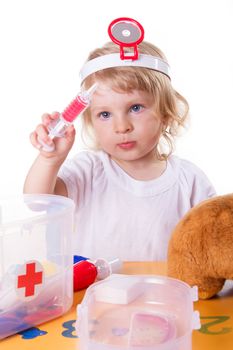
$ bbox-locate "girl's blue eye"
[99,111,111,120]
[130,104,143,113]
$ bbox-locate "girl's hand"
[30,112,76,161]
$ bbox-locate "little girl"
[24,21,216,261]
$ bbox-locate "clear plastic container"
[77,274,200,350]
[0,194,74,339]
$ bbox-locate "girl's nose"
[114,116,133,134]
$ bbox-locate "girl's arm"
[23,154,68,196]
[23,112,75,196]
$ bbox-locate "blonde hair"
[81,41,189,160]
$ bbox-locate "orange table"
[1,262,233,349]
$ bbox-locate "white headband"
[79,53,171,83]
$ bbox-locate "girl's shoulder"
[169,155,209,179]
[169,155,216,199]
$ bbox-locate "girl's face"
[90,82,163,165]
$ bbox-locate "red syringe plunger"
[62,83,97,122]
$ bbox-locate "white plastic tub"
[0,194,74,339]
[77,274,200,349]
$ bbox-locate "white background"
[0,0,232,196]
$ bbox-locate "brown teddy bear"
[167,193,233,299]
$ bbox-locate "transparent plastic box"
[0,194,74,339]
[77,274,200,350]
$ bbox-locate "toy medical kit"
[73,255,122,291]
[39,83,97,152]
[77,274,200,349]
[80,17,170,83]
[0,195,74,339]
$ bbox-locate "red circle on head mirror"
[108,17,144,60]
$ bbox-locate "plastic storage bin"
[77,274,200,350]
[0,194,74,339]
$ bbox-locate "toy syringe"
[73,255,122,291]
[39,83,97,152]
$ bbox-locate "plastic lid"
[77,274,201,349]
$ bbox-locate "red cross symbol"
[17,261,44,298]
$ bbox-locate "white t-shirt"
[58,150,216,261]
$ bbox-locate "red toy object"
[108,17,144,60]
[61,85,96,123]
[73,260,97,291]
[73,256,122,292]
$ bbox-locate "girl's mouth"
[117,141,136,150]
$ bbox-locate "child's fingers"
[41,112,59,126]
[41,113,51,125]
[63,124,76,143]
[50,111,60,119]
[30,113,75,154]
[34,123,54,147]
[30,131,43,150]
[65,124,75,136]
